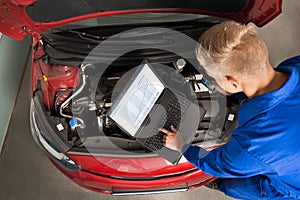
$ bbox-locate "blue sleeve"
[182,137,274,178]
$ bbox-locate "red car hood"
[1,0,282,41]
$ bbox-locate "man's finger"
[170,125,178,133]
[159,128,175,136]
[162,136,166,145]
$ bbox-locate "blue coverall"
[182,55,300,199]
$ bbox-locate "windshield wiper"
[52,28,107,42]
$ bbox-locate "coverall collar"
[238,66,299,126]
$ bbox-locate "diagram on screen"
[126,75,160,128]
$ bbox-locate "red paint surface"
[0,0,282,40]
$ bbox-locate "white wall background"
[0,35,30,153]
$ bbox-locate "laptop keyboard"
[144,94,190,151]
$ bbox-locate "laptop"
[108,62,206,165]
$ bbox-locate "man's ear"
[225,75,240,90]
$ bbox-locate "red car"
[0,0,282,195]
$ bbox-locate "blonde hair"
[196,21,269,78]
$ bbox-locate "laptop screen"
[109,63,164,137]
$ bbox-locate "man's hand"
[160,125,187,152]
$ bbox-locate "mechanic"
[160,21,300,199]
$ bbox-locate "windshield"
[58,13,223,30]
[42,13,224,67]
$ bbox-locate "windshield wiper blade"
[53,28,107,42]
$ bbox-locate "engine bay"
[33,58,240,154]
[32,23,241,154]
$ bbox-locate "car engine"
[33,23,242,154]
